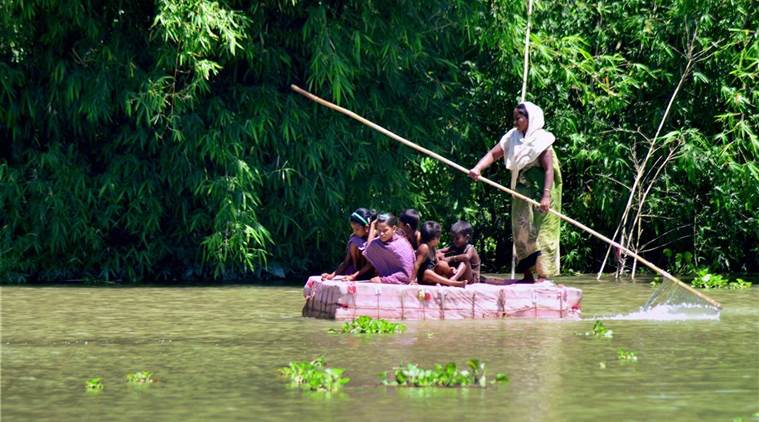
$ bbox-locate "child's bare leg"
[450,262,465,281]
[421,269,465,287]
[435,260,455,277]
[451,260,473,283]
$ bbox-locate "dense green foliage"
[1,0,757,282]
[280,357,350,392]
[329,316,406,334]
[381,359,508,387]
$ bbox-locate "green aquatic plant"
[728,278,751,290]
[85,377,104,392]
[691,269,751,289]
[329,316,406,335]
[280,357,350,392]
[580,320,613,338]
[691,269,729,289]
[381,359,508,388]
[126,371,155,385]
[617,348,638,362]
[494,373,509,384]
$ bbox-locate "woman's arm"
[468,144,505,180]
[538,148,554,213]
[322,248,352,279]
[365,220,378,244]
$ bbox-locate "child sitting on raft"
[360,213,415,284]
[414,221,466,287]
[440,220,481,284]
[398,208,421,249]
[322,208,376,281]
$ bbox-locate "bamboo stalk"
[519,0,534,103]
[514,0,534,280]
[597,25,699,279]
[290,84,721,309]
[630,142,681,278]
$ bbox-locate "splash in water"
[599,303,720,321]
[591,278,721,321]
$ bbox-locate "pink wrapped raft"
[302,276,582,320]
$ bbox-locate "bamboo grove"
[1,0,757,283]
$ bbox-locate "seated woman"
[321,208,376,280]
[414,221,465,287]
[359,213,415,284]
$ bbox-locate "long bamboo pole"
[513,0,535,280]
[290,84,721,309]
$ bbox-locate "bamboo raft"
[302,276,582,320]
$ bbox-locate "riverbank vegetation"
[1,0,756,283]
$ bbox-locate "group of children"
[321,208,481,287]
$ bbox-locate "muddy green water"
[2,278,757,421]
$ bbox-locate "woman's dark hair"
[376,212,398,227]
[420,221,442,243]
[450,220,473,238]
[399,209,420,231]
[516,103,529,119]
[350,208,377,227]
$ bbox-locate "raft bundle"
[302,276,582,320]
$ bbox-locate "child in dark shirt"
[440,220,481,284]
[414,221,465,287]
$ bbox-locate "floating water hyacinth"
[691,269,751,290]
[381,359,508,388]
[579,320,614,338]
[328,316,406,334]
[85,377,104,392]
[617,348,638,362]
[280,357,350,392]
[126,371,155,385]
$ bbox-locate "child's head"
[349,208,376,237]
[375,212,399,242]
[450,220,473,248]
[420,221,442,247]
[399,209,420,232]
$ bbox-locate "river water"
[1,277,757,421]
